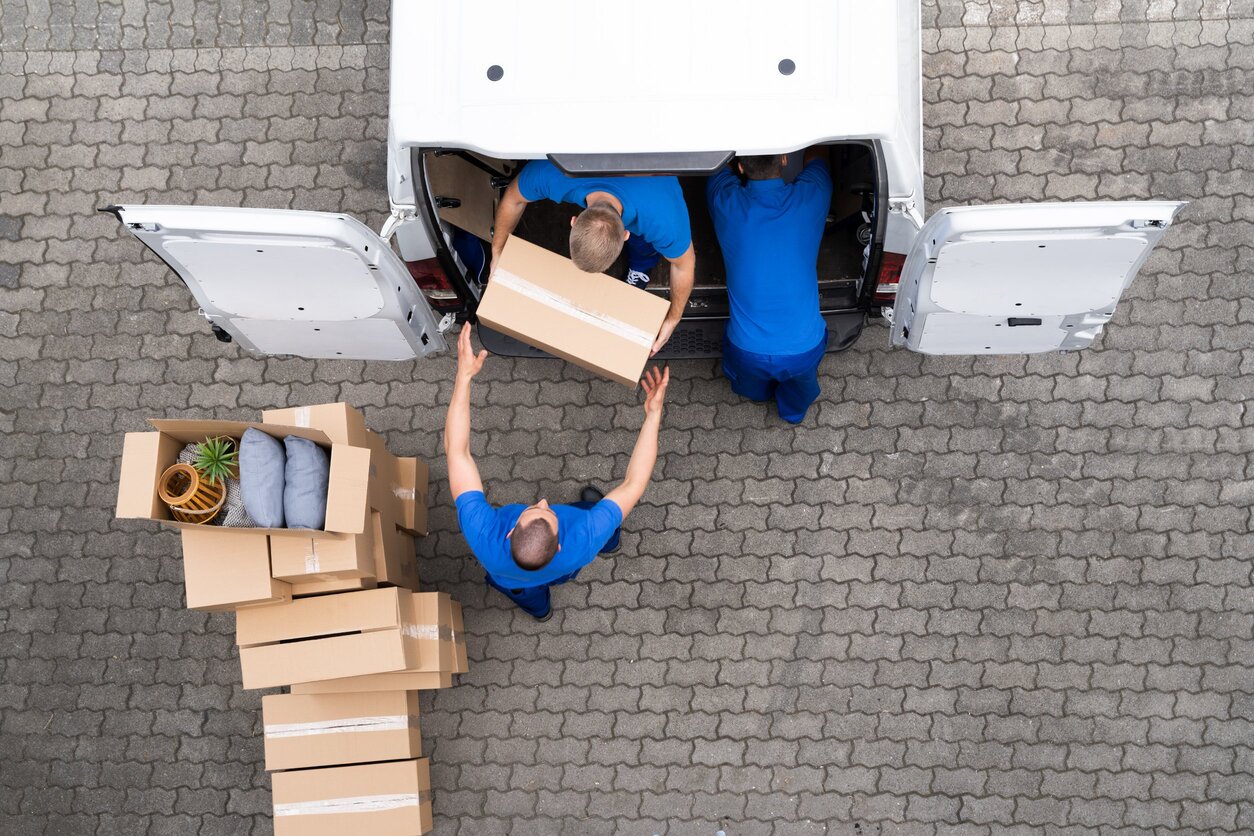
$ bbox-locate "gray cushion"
[283,435,331,530]
[239,428,286,528]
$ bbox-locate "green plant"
[192,436,238,485]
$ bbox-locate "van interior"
[421,142,878,321]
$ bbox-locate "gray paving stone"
[1,2,1252,835]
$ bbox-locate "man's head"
[509,498,559,570]
[569,202,628,273]
[736,154,787,180]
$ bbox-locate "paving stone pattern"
[2,1,1252,834]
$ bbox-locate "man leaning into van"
[706,147,832,423]
[490,160,695,354]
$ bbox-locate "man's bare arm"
[490,179,530,269]
[444,323,487,499]
[651,243,695,354]
[604,366,669,519]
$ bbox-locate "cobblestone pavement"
[2,1,1252,834]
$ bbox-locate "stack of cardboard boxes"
[116,403,467,835]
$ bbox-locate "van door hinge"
[888,198,915,214]
[437,312,457,333]
[379,208,415,242]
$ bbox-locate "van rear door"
[108,205,448,361]
[889,201,1185,355]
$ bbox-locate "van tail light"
[874,251,906,302]
[406,258,460,310]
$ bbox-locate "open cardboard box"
[180,528,290,612]
[272,758,432,836]
[235,587,420,689]
[476,236,670,387]
[262,690,421,772]
[116,419,370,539]
[262,403,430,535]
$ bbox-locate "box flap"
[261,403,369,447]
[181,528,290,611]
[116,432,183,519]
[262,691,417,728]
[147,418,333,447]
[271,757,429,803]
[324,443,371,534]
[477,237,668,387]
[289,670,453,694]
[270,532,374,582]
[236,587,406,647]
[240,630,415,689]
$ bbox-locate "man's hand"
[456,322,488,382]
[604,365,669,520]
[651,318,679,356]
[641,365,669,417]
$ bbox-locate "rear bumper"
[477,312,866,361]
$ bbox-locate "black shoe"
[580,485,605,504]
[533,608,553,622]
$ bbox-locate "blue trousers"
[485,500,621,618]
[624,233,660,274]
[721,331,828,424]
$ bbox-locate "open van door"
[107,206,448,361]
[889,201,1185,355]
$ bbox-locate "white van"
[107,1,1183,363]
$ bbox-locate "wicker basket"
[158,462,226,525]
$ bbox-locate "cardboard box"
[373,510,420,591]
[291,575,376,597]
[450,600,469,675]
[235,588,419,689]
[291,670,454,695]
[270,531,375,583]
[116,419,370,538]
[288,592,455,694]
[261,403,429,536]
[262,691,421,772]
[272,758,432,835]
[476,236,670,387]
[179,528,291,612]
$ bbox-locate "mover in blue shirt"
[444,323,670,620]
[491,160,696,354]
[707,149,833,423]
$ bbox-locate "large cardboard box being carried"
[291,592,458,695]
[116,419,371,539]
[262,403,430,535]
[262,691,421,772]
[180,528,290,611]
[272,758,432,835]
[477,236,670,387]
[235,588,420,689]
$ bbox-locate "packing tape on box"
[393,485,416,500]
[292,406,311,427]
[492,268,656,349]
[265,714,419,739]
[304,542,320,574]
[402,623,453,641]
[274,791,431,817]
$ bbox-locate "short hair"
[569,204,625,273]
[510,517,558,570]
[737,154,785,180]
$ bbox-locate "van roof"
[389,0,903,158]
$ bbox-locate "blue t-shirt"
[516,160,692,259]
[454,491,623,588]
[706,160,832,355]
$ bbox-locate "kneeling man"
[706,148,832,423]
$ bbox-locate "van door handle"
[1007,317,1042,326]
